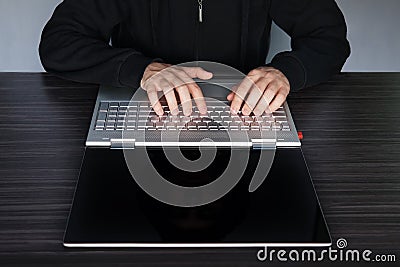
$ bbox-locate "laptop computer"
[63,68,331,247]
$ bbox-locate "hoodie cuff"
[267,53,307,91]
[119,53,162,88]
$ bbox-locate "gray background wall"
[0,0,399,72]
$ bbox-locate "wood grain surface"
[0,73,399,266]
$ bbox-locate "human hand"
[141,62,213,116]
[227,67,290,115]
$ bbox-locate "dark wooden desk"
[0,73,399,266]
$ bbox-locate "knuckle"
[264,72,275,79]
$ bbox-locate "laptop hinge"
[110,139,135,149]
[251,139,276,150]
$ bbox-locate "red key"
[298,131,304,140]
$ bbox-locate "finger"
[165,71,194,116]
[175,85,193,116]
[184,67,213,80]
[227,92,234,101]
[253,83,280,116]
[263,81,280,107]
[227,85,238,101]
[269,92,287,112]
[253,93,269,116]
[172,68,207,115]
[188,83,207,114]
[161,79,179,115]
[146,85,164,115]
[241,78,269,116]
[230,76,254,114]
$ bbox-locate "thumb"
[184,67,213,80]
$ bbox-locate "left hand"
[228,67,290,115]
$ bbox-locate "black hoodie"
[39,0,350,91]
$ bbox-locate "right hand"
[140,62,213,116]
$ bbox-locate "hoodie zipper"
[195,0,203,62]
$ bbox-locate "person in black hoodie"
[39,0,350,116]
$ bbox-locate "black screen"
[64,147,331,245]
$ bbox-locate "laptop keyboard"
[94,101,291,132]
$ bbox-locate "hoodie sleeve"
[39,0,155,88]
[267,0,351,91]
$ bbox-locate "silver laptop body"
[86,83,301,149]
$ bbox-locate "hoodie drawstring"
[240,0,250,71]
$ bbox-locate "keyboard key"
[192,117,202,123]
[272,112,286,118]
[116,122,125,128]
[170,116,180,122]
[190,112,200,118]
[138,117,148,123]
[106,122,115,128]
[208,122,219,129]
[150,116,160,123]
[275,117,288,122]
[254,117,264,123]
[272,122,282,131]
[250,122,260,130]
[95,121,104,128]
[260,122,271,130]
[128,103,138,108]
[109,102,119,108]
[145,122,155,128]
[214,107,225,112]
[119,102,129,108]
[219,122,229,130]
[209,112,219,118]
[108,112,117,118]
[99,102,109,112]
[118,112,127,118]
[159,116,169,122]
[263,117,275,123]
[240,122,250,131]
[202,117,213,122]
[233,117,242,123]
[220,111,231,118]
[197,122,207,129]
[177,122,187,129]
[262,113,273,118]
[229,122,240,129]
[165,122,176,128]
[181,117,191,123]
[97,113,106,121]
[126,122,136,128]
[155,122,164,129]
[242,116,254,123]
[187,122,197,130]
[281,122,290,130]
